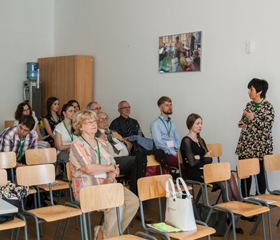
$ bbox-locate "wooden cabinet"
[38,55,93,116]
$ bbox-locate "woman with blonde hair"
[69,110,139,239]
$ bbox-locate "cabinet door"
[75,55,93,109]
[38,57,57,116]
[56,56,76,112]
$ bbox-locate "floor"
[1,184,280,239]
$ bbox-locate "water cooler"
[23,62,42,119]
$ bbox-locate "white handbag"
[165,177,197,231]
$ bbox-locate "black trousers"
[239,157,266,197]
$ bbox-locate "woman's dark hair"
[46,97,59,117]
[186,113,207,153]
[19,115,35,131]
[15,102,32,120]
[61,103,74,118]
[248,78,268,99]
[68,100,80,110]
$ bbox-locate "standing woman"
[54,103,76,163]
[235,78,274,197]
[43,97,63,147]
[180,113,212,182]
[68,100,80,113]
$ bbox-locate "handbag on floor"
[165,177,197,231]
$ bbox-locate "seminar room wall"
[53,0,280,192]
[0,0,54,129]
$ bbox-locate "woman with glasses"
[54,103,77,163]
[69,110,139,239]
[14,102,49,148]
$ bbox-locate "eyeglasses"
[119,106,131,110]
[83,120,97,125]
[22,108,30,112]
[99,117,109,122]
[92,107,102,111]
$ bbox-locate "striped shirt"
[0,126,38,162]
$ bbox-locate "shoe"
[241,215,258,222]
[93,225,101,240]
[136,211,153,223]
[235,227,244,234]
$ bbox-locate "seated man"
[97,112,135,180]
[109,101,142,140]
[150,96,180,170]
[86,101,102,113]
[0,115,37,179]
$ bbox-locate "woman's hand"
[194,155,200,160]
[204,151,212,158]
[105,178,114,184]
[111,164,120,177]
[238,121,246,128]
[243,109,254,121]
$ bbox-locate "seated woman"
[70,110,139,239]
[180,113,212,182]
[68,99,80,113]
[54,103,76,163]
[43,97,63,147]
[14,102,50,148]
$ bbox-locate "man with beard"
[150,96,180,168]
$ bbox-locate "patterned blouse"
[69,137,114,197]
[235,100,274,161]
[43,115,63,147]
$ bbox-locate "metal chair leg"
[54,220,62,240]
[62,218,71,240]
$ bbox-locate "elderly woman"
[69,110,139,240]
[236,78,274,197]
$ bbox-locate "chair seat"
[253,194,280,207]
[38,180,69,191]
[216,201,269,217]
[29,188,37,194]
[174,184,193,191]
[166,224,215,240]
[28,205,82,222]
[107,235,147,239]
[0,217,25,230]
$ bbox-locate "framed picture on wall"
[158,31,202,73]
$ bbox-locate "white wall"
[0,0,54,129]
[54,0,280,191]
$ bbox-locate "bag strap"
[176,177,192,199]
[166,178,176,198]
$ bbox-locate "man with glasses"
[0,115,37,179]
[110,101,142,140]
[97,112,135,179]
[86,101,102,113]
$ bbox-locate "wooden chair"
[206,143,222,163]
[137,174,216,240]
[25,148,69,204]
[79,183,157,240]
[124,140,133,152]
[0,152,17,183]
[203,162,271,240]
[237,158,280,234]
[16,164,82,240]
[147,154,162,174]
[4,120,15,128]
[0,169,27,240]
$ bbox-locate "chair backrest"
[264,154,280,172]
[206,143,222,157]
[237,158,259,179]
[66,162,72,181]
[137,174,172,201]
[25,148,57,165]
[5,120,15,128]
[79,183,124,213]
[0,169,7,186]
[203,162,231,184]
[125,140,133,152]
[16,164,55,186]
[177,149,183,164]
[147,154,160,167]
[0,152,16,169]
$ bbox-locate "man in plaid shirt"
[0,115,38,170]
